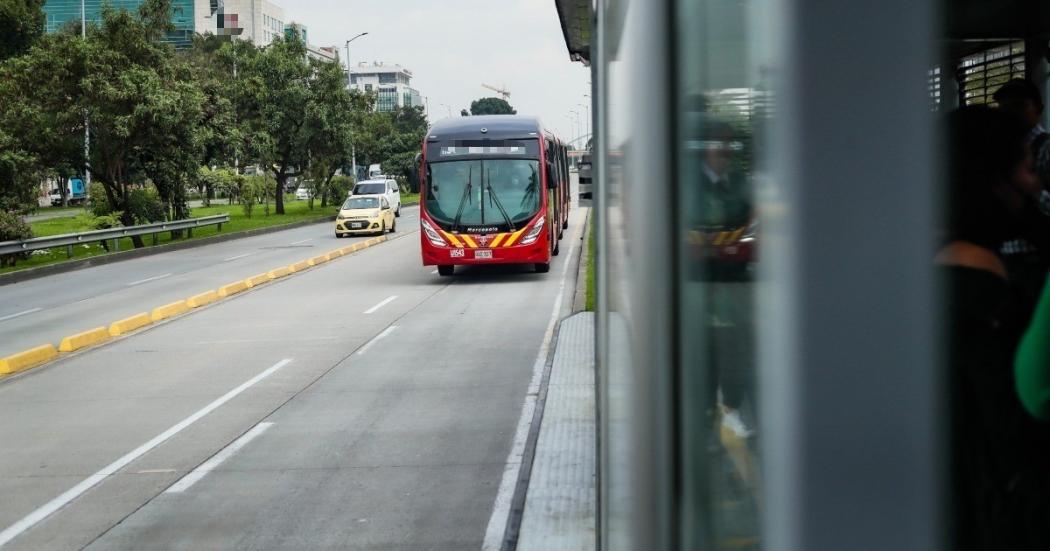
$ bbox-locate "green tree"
[470,97,516,115]
[81,2,206,242]
[0,32,89,212]
[240,33,313,215]
[304,58,358,208]
[0,0,45,61]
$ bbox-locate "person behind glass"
[940,105,1050,551]
[698,121,755,439]
[993,79,1050,320]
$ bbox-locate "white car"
[350,178,402,217]
[295,186,312,200]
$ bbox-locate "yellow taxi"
[335,195,396,237]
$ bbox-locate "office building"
[194,0,284,47]
[43,0,196,47]
[349,62,423,112]
[284,22,339,63]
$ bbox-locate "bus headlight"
[520,216,546,245]
[421,219,446,247]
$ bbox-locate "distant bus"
[418,115,570,276]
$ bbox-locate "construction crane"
[481,83,511,100]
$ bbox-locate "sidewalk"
[516,312,596,550]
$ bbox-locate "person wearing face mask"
[941,106,1050,551]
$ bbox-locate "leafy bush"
[329,175,353,204]
[127,187,165,224]
[240,175,271,218]
[0,210,33,267]
[92,212,124,230]
[88,182,113,217]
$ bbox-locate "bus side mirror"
[413,153,423,193]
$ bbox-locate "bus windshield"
[425,159,541,230]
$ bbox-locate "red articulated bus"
[418,116,570,276]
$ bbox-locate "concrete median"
[288,260,310,273]
[150,300,190,322]
[59,327,111,352]
[108,313,152,336]
[308,255,328,266]
[0,344,59,375]
[268,266,292,280]
[327,249,343,260]
[245,273,270,288]
[187,290,219,308]
[218,280,250,298]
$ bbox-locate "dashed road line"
[0,308,42,323]
[0,358,293,547]
[166,422,275,493]
[364,295,398,314]
[356,326,397,355]
[127,273,172,287]
[223,252,253,262]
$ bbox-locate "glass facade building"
[43,0,195,47]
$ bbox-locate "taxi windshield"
[344,197,379,210]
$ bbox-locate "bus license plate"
[475,249,493,260]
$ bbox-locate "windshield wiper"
[451,166,473,232]
[485,167,515,231]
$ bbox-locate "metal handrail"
[0,214,231,256]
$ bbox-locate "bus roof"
[427,115,546,142]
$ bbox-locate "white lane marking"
[481,233,577,551]
[289,238,313,245]
[0,308,42,323]
[356,326,397,356]
[223,252,253,262]
[165,422,275,493]
[126,273,172,287]
[0,358,292,547]
[364,295,398,314]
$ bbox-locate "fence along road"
[0,206,419,358]
[0,207,586,550]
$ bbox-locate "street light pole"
[344,32,369,89]
[578,103,590,144]
[569,110,580,145]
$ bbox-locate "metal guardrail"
[0,214,231,258]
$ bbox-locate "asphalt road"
[0,206,419,358]
[0,205,586,550]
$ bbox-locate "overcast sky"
[284,0,591,144]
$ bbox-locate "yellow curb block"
[327,249,343,260]
[288,260,310,273]
[151,300,190,322]
[308,255,328,266]
[59,327,110,352]
[268,266,291,280]
[187,290,219,308]
[339,245,355,255]
[0,344,59,375]
[108,313,152,336]
[245,273,270,288]
[218,280,249,298]
[350,242,364,252]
